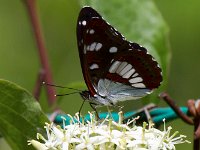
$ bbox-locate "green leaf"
[80,0,170,103]
[0,79,49,150]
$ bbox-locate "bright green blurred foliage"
[0,80,48,150]
[0,0,199,149]
[0,0,170,113]
[156,1,200,149]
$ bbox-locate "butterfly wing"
[77,6,162,100]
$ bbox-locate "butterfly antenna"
[43,82,82,92]
[78,99,85,116]
[55,92,80,97]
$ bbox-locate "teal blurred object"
[53,107,188,126]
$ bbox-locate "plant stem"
[160,92,200,150]
[160,92,193,125]
[26,0,56,105]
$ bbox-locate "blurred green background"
[0,0,200,149]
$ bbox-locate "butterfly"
[77,6,162,107]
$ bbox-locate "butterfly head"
[80,90,91,100]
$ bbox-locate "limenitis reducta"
[77,6,162,107]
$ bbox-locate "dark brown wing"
[76,6,162,96]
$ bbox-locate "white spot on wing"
[119,64,132,76]
[152,57,156,61]
[114,32,118,36]
[109,61,121,73]
[122,68,135,78]
[89,29,95,34]
[90,64,99,70]
[132,73,139,78]
[89,42,96,51]
[116,62,128,74]
[95,43,102,51]
[132,83,146,88]
[129,77,143,83]
[109,47,118,53]
[82,20,86,26]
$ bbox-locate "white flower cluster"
[28,112,190,150]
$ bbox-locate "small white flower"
[28,140,48,150]
[28,111,190,150]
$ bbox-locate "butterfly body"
[77,7,162,107]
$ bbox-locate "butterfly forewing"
[77,6,162,102]
[77,7,128,95]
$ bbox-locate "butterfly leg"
[89,102,100,119]
[78,99,86,121]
